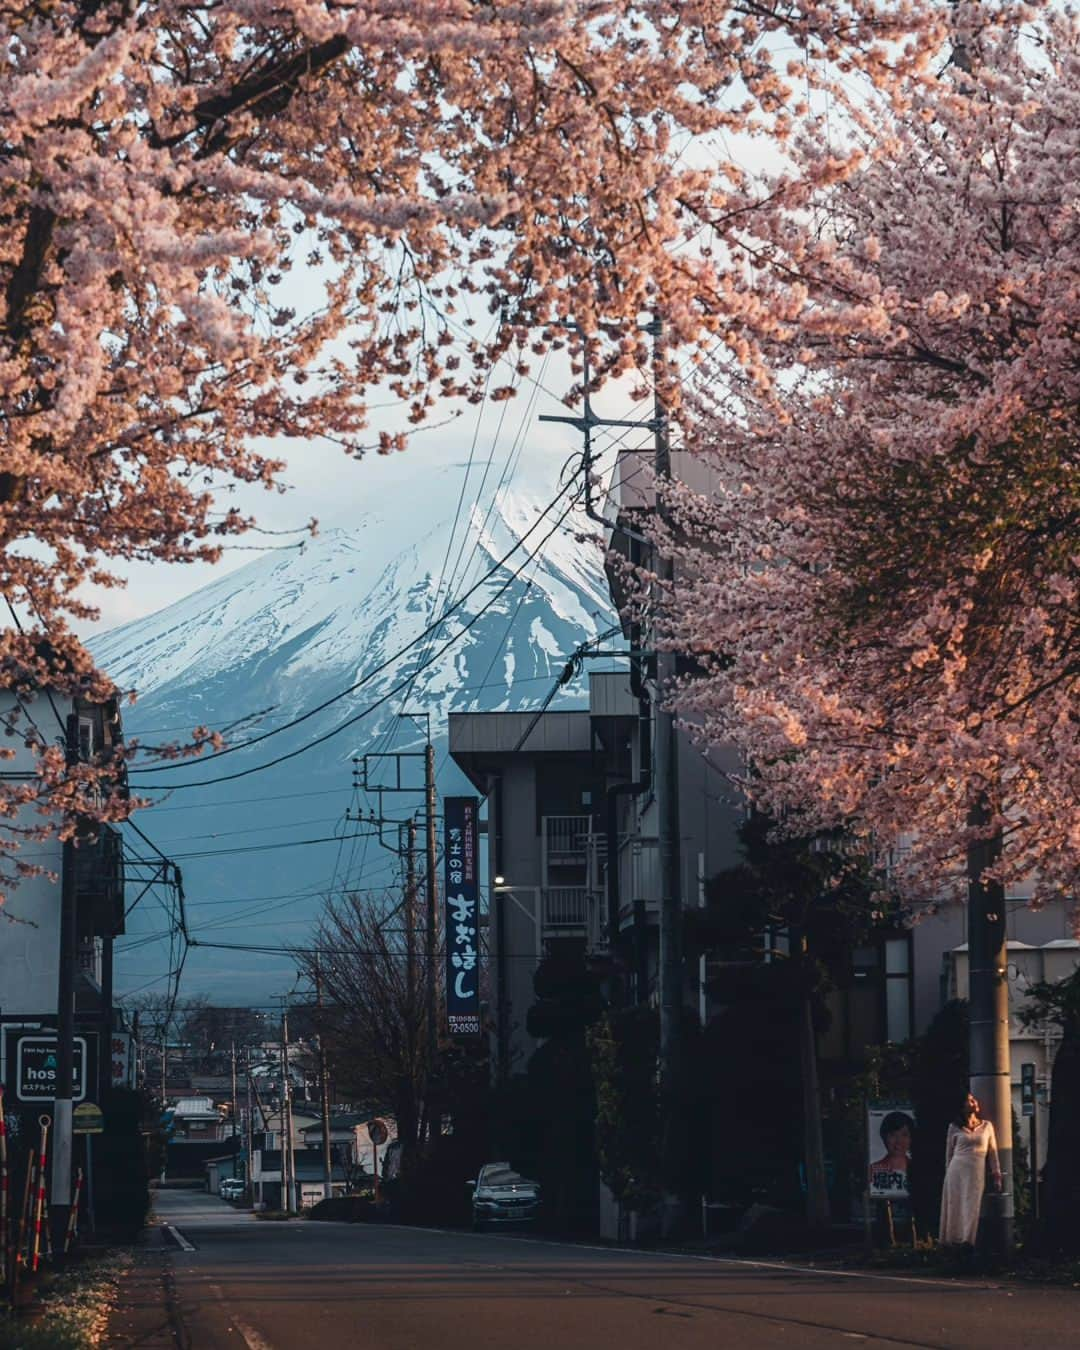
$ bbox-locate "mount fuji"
[89,454,616,1002]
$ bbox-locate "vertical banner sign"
[444,797,481,1036]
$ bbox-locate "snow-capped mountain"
[89,457,615,1000]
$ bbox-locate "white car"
[218,1177,245,1201]
[469,1163,540,1230]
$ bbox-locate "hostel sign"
[444,796,481,1037]
[16,1036,88,1102]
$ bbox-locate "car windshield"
[480,1165,537,1191]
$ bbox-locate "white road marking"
[206,1280,275,1350]
[163,1223,196,1252]
[232,1316,274,1350]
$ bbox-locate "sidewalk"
[104,1225,182,1349]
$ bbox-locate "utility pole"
[245,1048,255,1203]
[424,741,439,1064]
[51,712,81,1259]
[945,11,1013,1259]
[968,793,1013,1255]
[406,818,418,1018]
[539,318,682,1208]
[314,959,334,1201]
[280,1000,296,1212]
[230,1042,239,1181]
[796,932,830,1227]
[650,318,684,1218]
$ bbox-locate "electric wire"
[129,483,586,792]
[129,465,585,777]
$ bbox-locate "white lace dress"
[939,1120,999,1246]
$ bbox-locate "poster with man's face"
[868,1105,915,1198]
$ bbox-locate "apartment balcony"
[542,887,588,930]
[543,815,591,864]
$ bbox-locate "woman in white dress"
[939,1092,1002,1246]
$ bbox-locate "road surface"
[128,1188,1076,1350]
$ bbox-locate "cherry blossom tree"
[661,5,1078,910]
[0,0,951,894]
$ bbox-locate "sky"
[74,330,659,641]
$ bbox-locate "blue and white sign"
[444,796,481,1037]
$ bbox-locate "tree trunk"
[799,986,830,1228]
[1036,1022,1080,1255]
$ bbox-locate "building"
[451,435,1080,1231]
[0,690,128,1146]
[449,667,745,1080]
[250,1144,349,1210]
[171,1094,226,1141]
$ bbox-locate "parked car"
[219,1177,245,1201]
[468,1163,540,1230]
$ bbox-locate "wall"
[911,897,1076,1037]
[493,761,544,1074]
[0,690,75,1017]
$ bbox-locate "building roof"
[449,710,593,790]
[300,1115,366,1133]
[174,1096,221,1117]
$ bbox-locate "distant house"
[172,1095,225,1140]
[255,1106,319,1153]
[299,1113,368,1167]
[251,1146,348,1210]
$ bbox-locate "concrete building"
[0,690,126,1143]
[449,668,745,1079]
[250,1145,349,1210]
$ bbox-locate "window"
[78,716,96,761]
[884,936,913,1043]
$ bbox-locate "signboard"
[444,796,481,1037]
[110,1033,134,1090]
[1021,1062,1036,1118]
[367,1118,388,1147]
[15,1036,88,1103]
[73,1102,104,1134]
[868,1105,915,1198]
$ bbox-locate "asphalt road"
[142,1189,1077,1350]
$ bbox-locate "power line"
[130,468,585,778]
[156,828,381,862]
[129,484,586,792]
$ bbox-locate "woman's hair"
[879,1111,915,1145]
[953,1094,979,1128]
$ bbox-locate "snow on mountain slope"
[90,459,616,1000]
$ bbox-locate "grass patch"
[0,1251,131,1349]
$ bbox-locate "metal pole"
[652,318,683,1213]
[315,960,333,1201]
[51,713,80,1260]
[967,792,1013,1255]
[1029,1109,1039,1221]
[425,741,439,1061]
